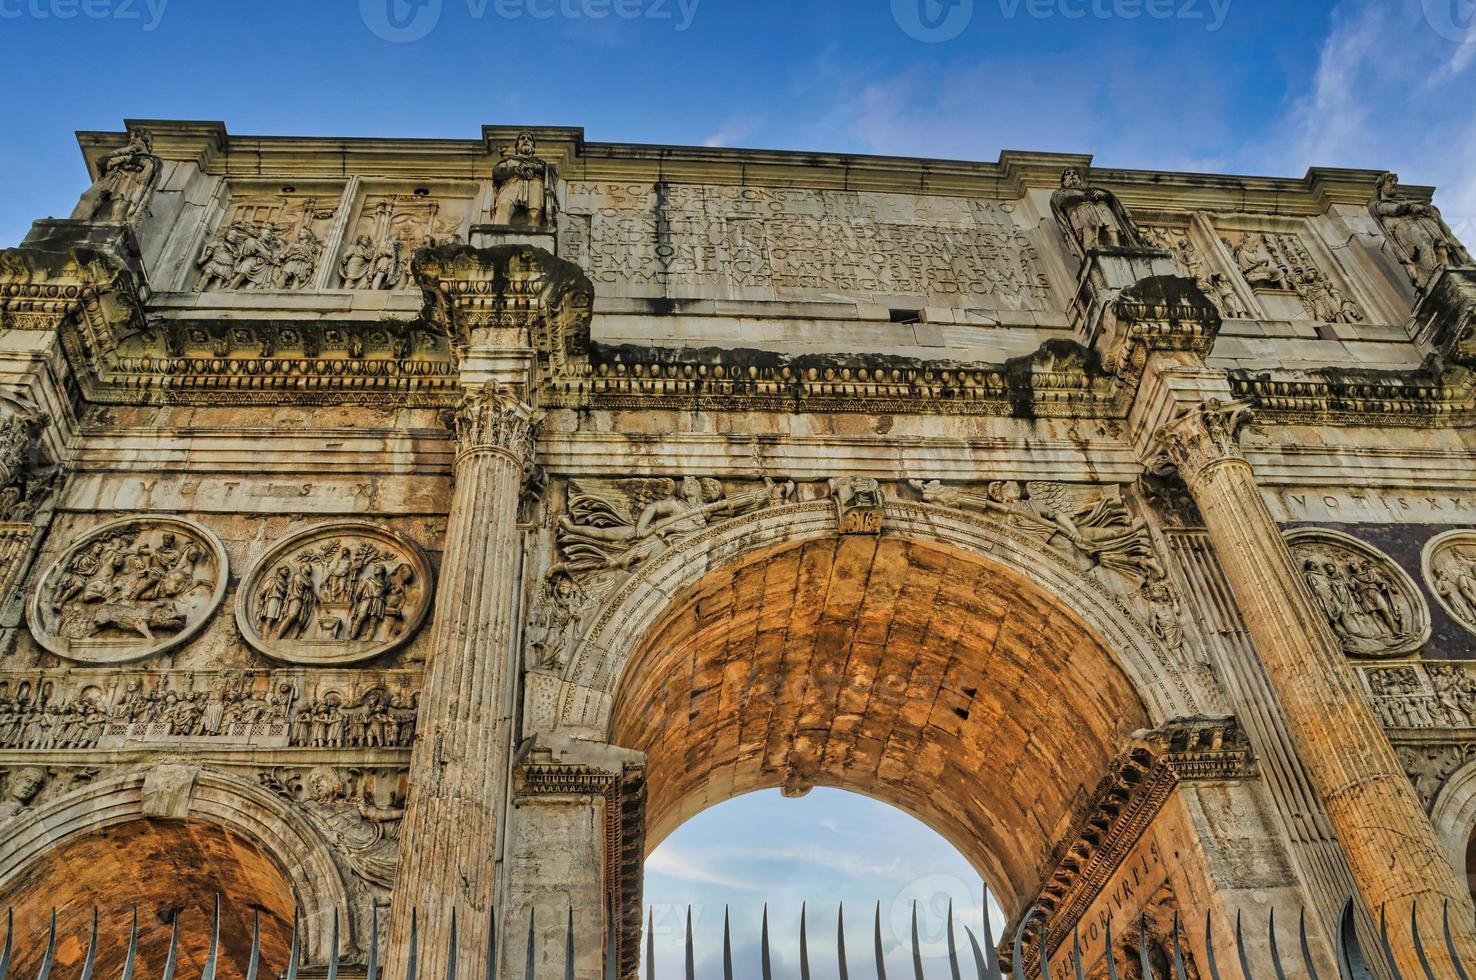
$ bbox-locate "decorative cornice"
[516,763,619,797]
[1145,399,1255,485]
[452,382,538,463]
[1008,718,1255,975]
[1086,274,1224,386]
[0,227,147,361]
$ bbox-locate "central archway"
[608,533,1155,913]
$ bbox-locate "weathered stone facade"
[2,120,1476,977]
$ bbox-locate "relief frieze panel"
[194,189,341,292]
[30,516,228,664]
[1286,528,1430,658]
[336,190,472,290]
[237,522,434,666]
[1217,226,1364,324]
[0,669,420,752]
[559,182,1054,311]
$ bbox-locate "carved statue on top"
[491,131,557,229]
[1371,172,1473,289]
[910,479,1165,582]
[1050,167,1146,259]
[555,476,793,578]
[71,129,161,223]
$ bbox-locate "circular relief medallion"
[236,522,433,665]
[1422,530,1476,637]
[30,517,228,664]
[1285,528,1430,659]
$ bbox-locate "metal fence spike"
[0,908,11,980]
[980,888,1000,979]
[77,910,97,980]
[837,903,849,980]
[1013,907,1050,980]
[1410,903,1437,980]
[723,906,734,980]
[1070,926,1085,980]
[1446,900,1472,980]
[159,908,179,980]
[247,910,262,980]
[1234,910,1253,980]
[202,897,220,980]
[801,902,812,980]
[604,900,617,980]
[911,902,924,980]
[445,907,456,980]
[1103,917,1119,980]
[1297,909,1319,980]
[407,909,418,980]
[33,911,54,980]
[947,900,962,980]
[684,907,695,980]
[1171,913,1188,980]
[1338,899,1377,980]
[286,909,300,980]
[523,907,535,980]
[1139,913,1154,980]
[963,927,987,980]
[1377,905,1406,980]
[873,902,887,980]
[761,904,772,980]
[645,909,654,980]
[488,906,496,980]
[1268,907,1286,980]
[329,909,340,980]
[365,909,377,980]
[1202,911,1222,980]
[120,907,138,980]
[566,907,575,980]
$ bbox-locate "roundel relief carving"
[1285,528,1429,659]
[30,517,228,664]
[1422,530,1476,637]
[236,523,432,665]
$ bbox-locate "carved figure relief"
[830,476,884,535]
[237,523,433,666]
[0,403,58,523]
[910,479,1165,582]
[554,477,793,578]
[0,766,96,822]
[289,687,417,749]
[1050,167,1146,258]
[194,193,339,291]
[0,679,108,749]
[71,129,160,223]
[1422,530,1476,638]
[527,571,593,672]
[1286,529,1429,658]
[337,194,467,290]
[1371,172,1473,289]
[1140,225,1250,318]
[1218,229,1363,324]
[30,517,228,663]
[260,766,405,886]
[491,131,557,229]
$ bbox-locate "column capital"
[452,382,538,465]
[1145,398,1255,485]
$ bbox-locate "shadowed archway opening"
[0,818,297,980]
[609,534,1153,917]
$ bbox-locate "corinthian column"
[386,382,537,979]
[1150,400,1476,974]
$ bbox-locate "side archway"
[0,767,353,966]
[1428,757,1476,900]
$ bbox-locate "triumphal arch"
[2,120,1476,978]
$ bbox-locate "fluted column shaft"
[386,383,536,980]
[1155,402,1476,975]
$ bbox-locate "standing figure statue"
[491,131,556,228]
[1371,172,1473,288]
[1050,167,1146,258]
[71,129,160,223]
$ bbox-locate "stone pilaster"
[1148,400,1476,975]
[384,381,537,980]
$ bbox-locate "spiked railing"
[0,891,1470,980]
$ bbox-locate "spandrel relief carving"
[237,523,433,666]
[1218,229,1363,324]
[260,766,405,886]
[1372,172,1473,289]
[30,517,228,663]
[909,479,1165,583]
[337,193,469,290]
[194,192,339,291]
[0,766,97,823]
[527,571,593,673]
[1287,529,1429,659]
[554,476,793,581]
